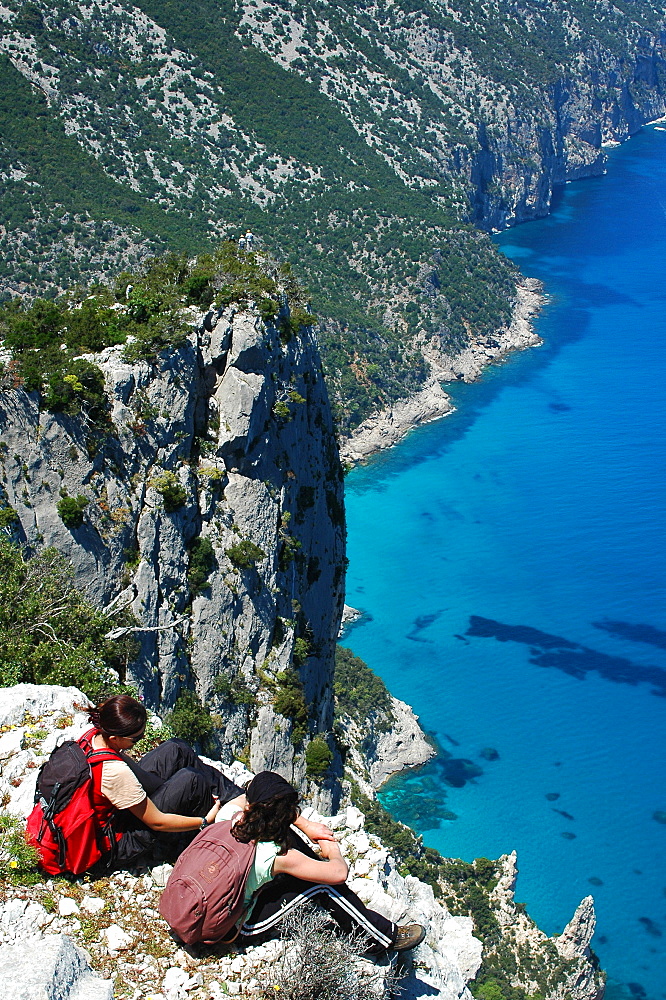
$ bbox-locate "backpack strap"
[77,733,125,869]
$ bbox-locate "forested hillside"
[2,0,665,430]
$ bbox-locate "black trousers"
[114,739,244,865]
[238,833,397,952]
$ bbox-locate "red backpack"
[159,821,256,944]
[26,735,123,876]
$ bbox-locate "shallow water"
[344,127,666,999]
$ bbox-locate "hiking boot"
[392,923,426,951]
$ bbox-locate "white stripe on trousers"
[239,882,395,948]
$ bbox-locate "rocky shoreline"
[339,278,544,465]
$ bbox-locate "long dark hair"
[231,791,299,855]
[88,695,147,738]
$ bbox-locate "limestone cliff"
[0,291,345,789]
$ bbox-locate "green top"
[217,800,281,912]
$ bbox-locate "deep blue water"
[344,126,666,1000]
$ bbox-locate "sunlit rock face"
[0,300,345,785]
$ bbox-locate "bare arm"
[127,794,221,833]
[272,837,348,884]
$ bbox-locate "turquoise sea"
[344,126,666,1000]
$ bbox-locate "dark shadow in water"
[593,620,666,652]
[553,808,575,821]
[406,611,445,644]
[466,616,666,697]
[546,792,561,801]
[549,401,572,412]
[588,876,604,886]
[561,831,576,839]
[638,917,663,938]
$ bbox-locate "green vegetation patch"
[56,494,90,529]
[305,735,333,780]
[164,690,214,747]
[0,812,41,886]
[334,646,392,725]
[187,537,217,597]
[0,536,137,699]
[226,538,267,570]
[272,668,308,745]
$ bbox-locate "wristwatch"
[200,816,209,830]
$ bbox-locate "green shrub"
[0,504,19,528]
[212,673,255,706]
[226,538,266,569]
[188,536,216,596]
[149,470,187,512]
[0,536,137,698]
[165,690,213,746]
[305,736,333,779]
[273,669,308,745]
[0,812,41,885]
[273,399,291,420]
[56,494,89,529]
[126,716,175,757]
[43,359,109,426]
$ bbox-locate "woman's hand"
[294,816,336,843]
[273,839,348,884]
[205,795,221,825]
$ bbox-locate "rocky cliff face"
[458,40,666,230]
[0,295,345,787]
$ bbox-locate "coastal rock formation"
[0,290,345,782]
[340,277,544,464]
[483,852,605,1000]
[340,694,435,795]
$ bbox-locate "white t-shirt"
[100,760,146,810]
[91,735,146,810]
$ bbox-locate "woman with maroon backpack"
[160,770,426,955]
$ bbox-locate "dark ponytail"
[88,695,146,737]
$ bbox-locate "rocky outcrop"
[483,852,605,1000]
[0,932,112,1000]
[340,695,435,796]
[0,288,345,784]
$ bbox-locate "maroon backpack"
[159,820,256,944]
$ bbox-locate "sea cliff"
[0,276,345,801]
